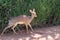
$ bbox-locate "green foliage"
[0,0,60,29]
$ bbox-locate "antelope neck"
[29,14,35,23]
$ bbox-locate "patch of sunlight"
[48,35,54,40]
[47,31,52,33]
[31,33,42,38]
[55,33,60,39]
[25,37,30,40]
[30,31,33,33]
[18,38,23,40]
[39,37,46,40]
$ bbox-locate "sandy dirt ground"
[0,25,60,40]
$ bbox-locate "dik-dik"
[1,8,37,35]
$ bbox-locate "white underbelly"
[16,22,24,24]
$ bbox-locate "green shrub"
[0,0,60,30]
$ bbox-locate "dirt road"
[0,25,60,40]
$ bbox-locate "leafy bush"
[0,0,60,30]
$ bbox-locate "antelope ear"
[33,8,35,11]
[29,9,33,13]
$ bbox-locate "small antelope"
[1,8,37,35]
